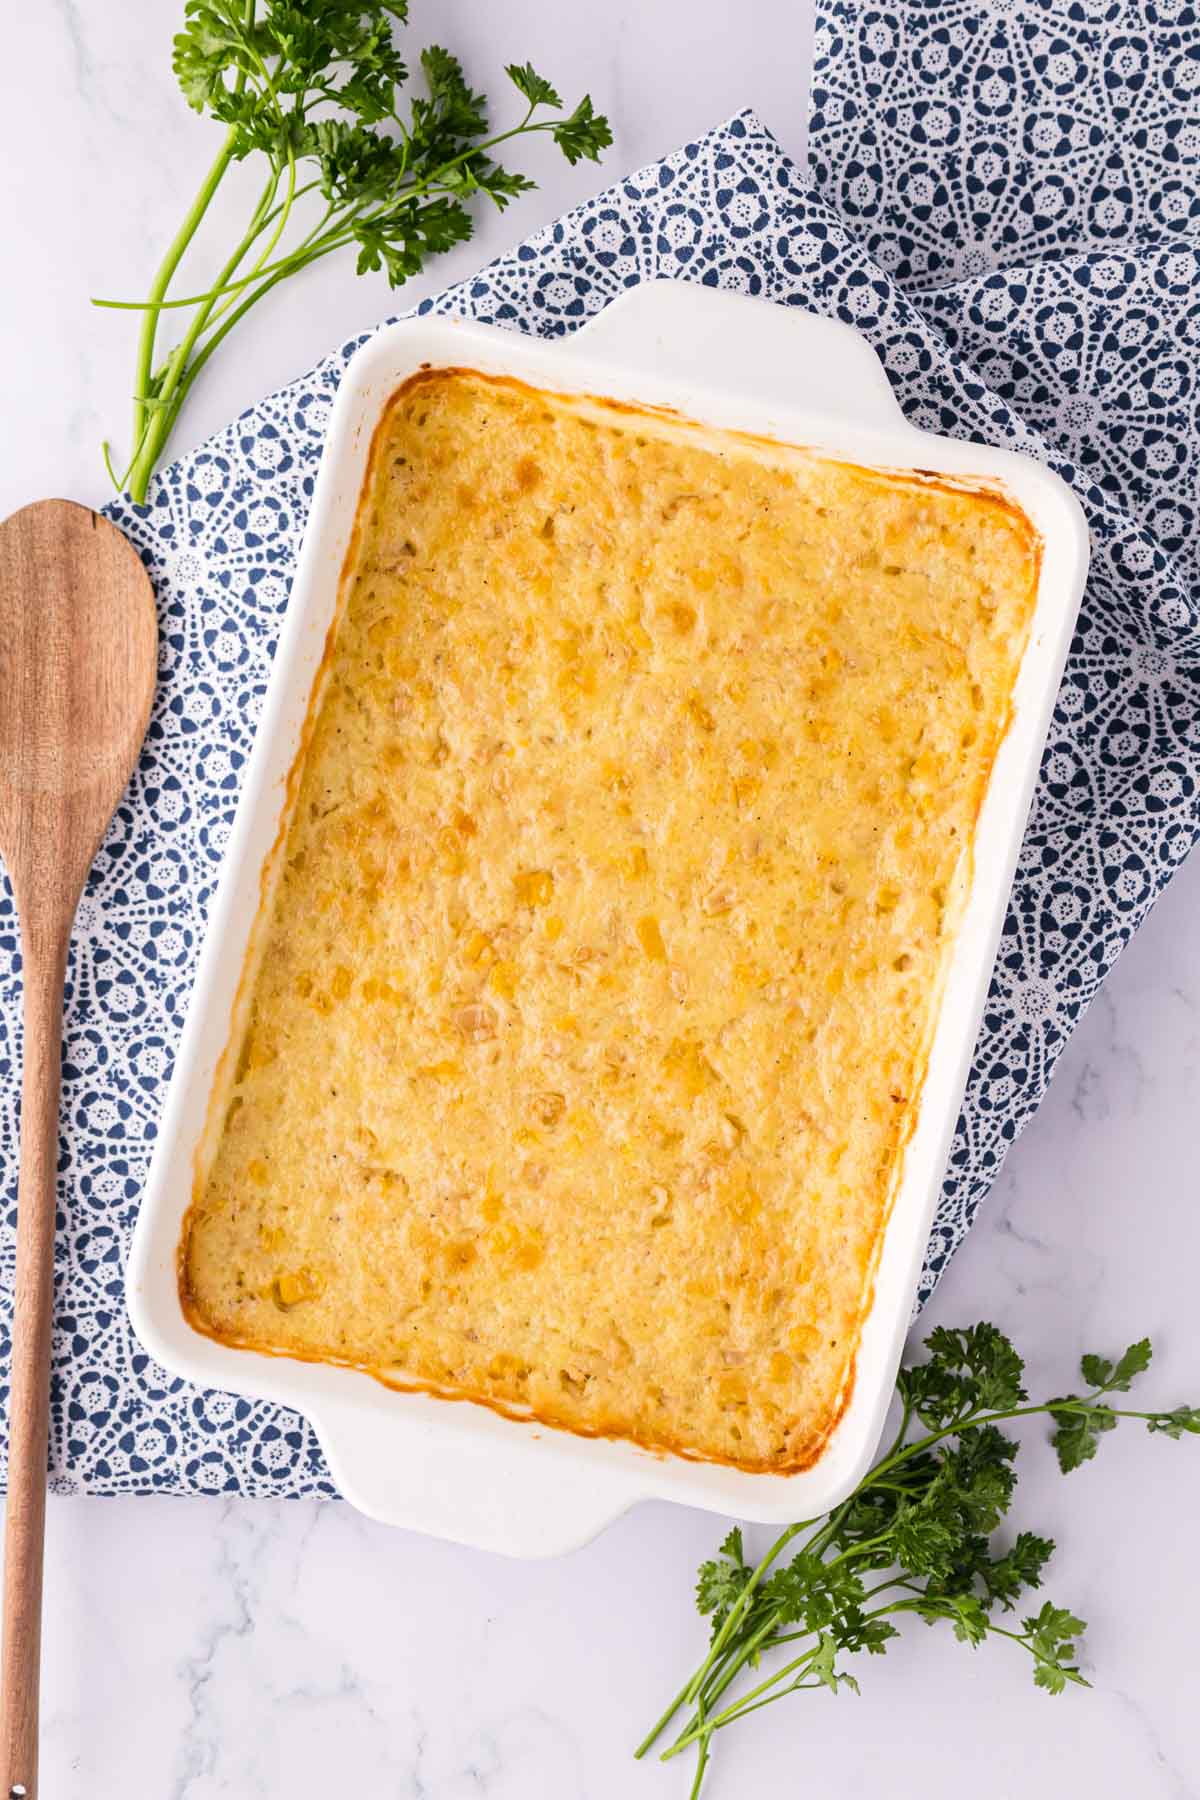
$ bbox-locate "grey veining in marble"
[5,1,1200,1795]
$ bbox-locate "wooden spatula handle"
[1,923,70,1800]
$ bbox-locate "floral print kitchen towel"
[808,0,1200,1281]
[0,34,1196,1496]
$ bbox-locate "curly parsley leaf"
[978,1531,1055,1612]
[696,1528,751,1631]
[810,1631,860,1696]
[1049,1399,1118,1472]
[765,1554,865,1630]
[506,62,562,110]
[1024,1603,1089,1694]
[899,1323,1027,1427]
[551,95,613,165]
[351,193,473,282]
[1081,1338,1153,1394]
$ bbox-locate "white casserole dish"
[126,281,1089,1556]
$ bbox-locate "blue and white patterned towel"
[1,9,1197,1492]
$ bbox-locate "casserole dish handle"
[566,278,905,431]
[312,1399,642,1557]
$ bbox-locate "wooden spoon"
[0,500,157,1799]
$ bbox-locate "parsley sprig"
[93,2,610,503]
[637,1324,1199,1796]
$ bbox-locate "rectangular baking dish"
[126,280,1089,1556]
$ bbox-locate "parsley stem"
[100,441,122,493]
[677,1568,939,1759]
[92,192,343,314]
[126,164,284,501]
[127,0,258,468]
[126,101,557,320]
[128,125,240,468]
[634,1676,704,1761]
[190,154,295,337]
[663,1646,824,1756]
[687,1693,710,1800]
[692,1611,786,1721]
[149,199,376,461]
[984,1622,1089,1685]
[680,1522,807,1709]
[871,1393,1164,1486]
[883,1396,914,1461]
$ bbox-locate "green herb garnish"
[94,2,611,503]
[638,1324,1199,1795]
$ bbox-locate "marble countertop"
[5,3,1200,1796]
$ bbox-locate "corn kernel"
[637,914,667,960]
[246,1158,269,1186]
[418,1060,461,1080]
[663,1037,717,1097]
[788,1323,821,1358]
[687,694,715,732]
[626,845,649,878]
[273,1268,323,1310]
[489,960,518,999]
[462,929,490,965]
[601,759,630,792]
[515,1234,545,1270]
[330,964,353,1000]
[487,1222,545,1270]
[515,868,554,907]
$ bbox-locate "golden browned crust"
[179,368,1039,1471]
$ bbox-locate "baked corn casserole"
[181,367,1039,1471]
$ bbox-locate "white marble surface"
[5,3,1200,1797]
